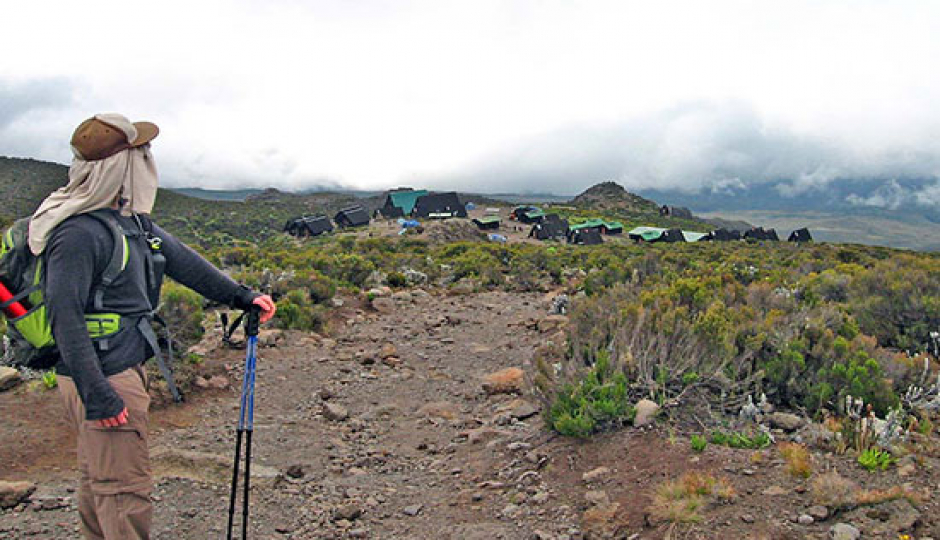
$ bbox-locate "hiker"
[31,113,276,540]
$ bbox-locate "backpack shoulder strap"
[85,210,128,311]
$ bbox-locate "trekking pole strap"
[137,317,182,402]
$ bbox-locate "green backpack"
[0,211,181,401]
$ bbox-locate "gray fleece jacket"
[45,209,256,420]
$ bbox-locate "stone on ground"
[0,366,22,392]
[482,367,524,395]
[633,399,660,427]
[0,480,36,509]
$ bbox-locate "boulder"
[482,368,524,395]
[830,523,860,540]
[371,297,395,313]
[0,366,23,392]
[767,412,805,431]
[633,399,660,427]
[0,480,36,509]
[323,402,349,422]
[380,343,398,359]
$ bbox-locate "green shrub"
[159,281,205,350]
[858,448,895,471]
[690,435,707,453]
[547,350,634,437]
[709,429,771,449]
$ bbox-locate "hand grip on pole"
[245,305,261,337]
[0,280,27,318]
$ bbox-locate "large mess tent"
[744,227,780,241]
[413,192,468,219]
[284,215,333,237]
[380,189,428,218]
[788,228,813,242]
[568,228,603,245]
[333,205,370,228]
[529,214,570,240]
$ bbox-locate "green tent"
[628,226,666,241]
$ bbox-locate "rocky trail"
[2,290,939,539]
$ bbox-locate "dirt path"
[3,290,939,539]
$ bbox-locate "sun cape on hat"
[28,113,161,255]
[70,113,159,161]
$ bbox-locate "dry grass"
[647,471,735,525]
[856,486,925,508]
[811,472,859,510]
[778,442,812,478]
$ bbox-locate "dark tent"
[744,227,779,241]
[413,192,468,218]
[334,205,370,228]
[285,216,333,237]
[568,228,603,245]
[788,228,813,242]
[529,214,570,240]
[473,216,501,230]
[380,189,428,218]
[653,228,686,243]
[710,228,741,241]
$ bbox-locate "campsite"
[1,156,940,539]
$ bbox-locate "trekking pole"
[226,306,261,540]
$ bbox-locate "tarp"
[628,226,666,242]
[488,233,507,243]
[682,231,709,242]
[398,218,421,228]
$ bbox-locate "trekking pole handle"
[245,306,261,337]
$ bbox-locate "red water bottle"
[0,280,27,318]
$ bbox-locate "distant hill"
[0,157,356,247]
[169,187,265,201]
[639,178,940,251]
[569,181,659,213]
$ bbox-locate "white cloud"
[0,0,939,192]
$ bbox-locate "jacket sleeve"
[151,223,258,309]
[45,224,125,420]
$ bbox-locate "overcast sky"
[2,0,939,195]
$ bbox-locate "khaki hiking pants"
[59,365,152,540]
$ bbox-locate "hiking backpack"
[0,210,182,401]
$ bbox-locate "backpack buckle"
[147,236,163,251]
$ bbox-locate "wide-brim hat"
[70,113,159,161]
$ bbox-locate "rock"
[798,514,815,525]
[391,291,413,303]
[581,502,624,539]
[151,448,280,488]
[0,480,36,509]
[348,529,368,538]
[585,490,610,506]
[334,504,362,521]
[418,401,459,420]
[633,399,660,427]
[762,485,788,496]
[741,514,756,523]
[498,399,539,420]
[501,503,520,518]
[371,298,395,313]
[767,412,805,431]
[830,523,860,540]
[482,368,524,395]
[464,427,511,444]
[582,467,611,483]
[402,504,423,516]
[379,343,397,359]
[0,366,23,392]
[323,403,349,422]
[538,315,569,334]
[808,505,829,521]
[285,465,305,479]
[330,297,345,308]
[206,375,229,389]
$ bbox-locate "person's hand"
[96,407,128,428]
[253,295,276,323]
